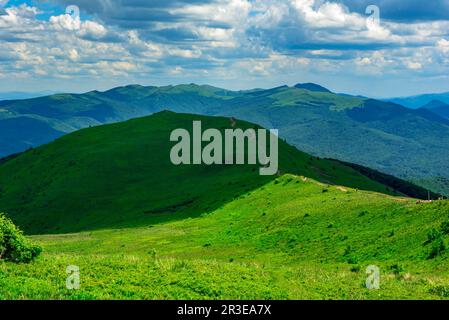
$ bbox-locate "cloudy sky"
[1,0,448,97]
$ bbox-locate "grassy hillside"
[2,83,449,195]
[0,111,402,235]
[1,175,449,299]
[0,112,448,300]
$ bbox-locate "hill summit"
[294,83,332,93]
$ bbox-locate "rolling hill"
[1,112,449,299]
[1,83,449,195]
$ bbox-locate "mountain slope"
[0,116,64,156]
[1,174,449,299]
[421,100,449,119]
[0,111,413,235]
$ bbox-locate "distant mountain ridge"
[0,91,59,101]
[387,92,449,109]
[421,100,449,119]
[1,83,449,195]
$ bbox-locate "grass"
[1,175,449,299]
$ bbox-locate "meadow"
[1,175,449,299]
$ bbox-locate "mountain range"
[1,83,449,195]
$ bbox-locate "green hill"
[0,111,410,235]
[2,83,449,195]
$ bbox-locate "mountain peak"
[294,83,332,93]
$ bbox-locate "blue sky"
[0,0,448,97]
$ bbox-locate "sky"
[0,0,448,98]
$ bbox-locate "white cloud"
[0,0,448,95]
[405,60,423,70]
[78,20,107,39]
[437,39,449,54]
[50,13,81,31]
[68,49,79,61]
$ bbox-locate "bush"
[428,237,446,259]
[388,263,404,275]
[0,213,41,263]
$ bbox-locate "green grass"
[1,175,449,299]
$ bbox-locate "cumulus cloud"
[0,0,448,95]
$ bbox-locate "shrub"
[388,263,404,275]
[428,237,446,259]
[350,265,360,273]
[429,285,449,298]
[358,210,368,217]
[346,255,358,264]
[0,213,41,263]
